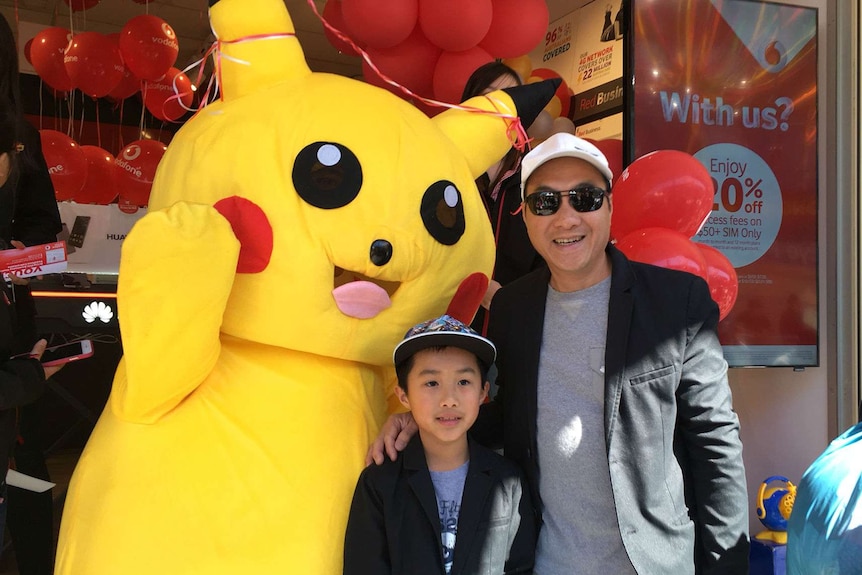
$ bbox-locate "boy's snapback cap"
[393,315,496,367]
[520,132,613,199]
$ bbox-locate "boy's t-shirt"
[429,461,469,574]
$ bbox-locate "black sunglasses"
[523,184,608,216]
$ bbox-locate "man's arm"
[677,278,749,574]
[343,468,392,575]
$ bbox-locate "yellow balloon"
[502,55,532,84]
[543,95,562,119]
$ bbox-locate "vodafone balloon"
[144,68,194,121]
[611,150,714,241]
[39,130,88,201]
[616,227,709,282]
[62,0,100,12]
[116,140,166,207]
[419,0,492,52]
[695,243,739,321]
[78,146,119,205]
[30,28,74,92]
[106,33,141,101]
[480,0,549,59]
[64,32,124,98]
[119,15,179,81]
[431,46,493,104]
[341,0,418,49]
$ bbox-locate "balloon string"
[303,0,527,151]
[118,99,125,150]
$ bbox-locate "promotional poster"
[630,0,819,367]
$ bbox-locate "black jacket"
[0,282,47,481]
[344,435,536,575]
[471,169,544,336]
[472,245,749,575]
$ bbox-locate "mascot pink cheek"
[332,282,392,319]
[214,196,274,273]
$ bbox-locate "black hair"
[395,346,490,393]
[460,61,522,102]
[0,13,22,129]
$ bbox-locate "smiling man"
[371,133,750,574]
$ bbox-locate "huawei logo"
[82,301,114,324]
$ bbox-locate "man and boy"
[364,132,749,574]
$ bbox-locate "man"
[370,133,749,574]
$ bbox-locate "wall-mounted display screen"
[626,0,819,367]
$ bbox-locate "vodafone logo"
[161,23,176,39]
[123,145,142,161]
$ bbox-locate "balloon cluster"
[40,130,166,208]
[613,151,739,321]
[324,0,549,108]
[28,5,185,205]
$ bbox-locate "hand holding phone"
[39,340,94,367]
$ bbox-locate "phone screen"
[41,340,94,366]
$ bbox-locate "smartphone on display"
[40,340,94,367]
[68,216,91,248]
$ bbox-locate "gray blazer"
[472,244,749,574]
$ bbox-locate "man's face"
[522,156,612,292]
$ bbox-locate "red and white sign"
[1,242,68,280]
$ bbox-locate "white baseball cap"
[520,133,614,200]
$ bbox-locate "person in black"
[0,14,62,575]
[460,63,545,336]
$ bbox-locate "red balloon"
[106,33,141,101]
[695,243,738,321]
[78,146,119,205]
[30,28,74,92]
[432,47,494,104]
[143,67,194,121]
[480,0,549,59]
[64,32,124,98]
[527,68,572,118]
[24,39,33,64]
[62,0,100,11]
[341,0,418,49]
[116,139,166,207]
[611,149,714,241]
[593,138,623,187]
[119,15,179,81]
[39,130,88,201]
[419,0,491,52]
[322,0,362,57]
[616,228,708,281]
[364,26,441,97]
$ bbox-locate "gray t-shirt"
[534,278,636,575]
[430,460,469,574]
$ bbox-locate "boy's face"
[395,347,489,451]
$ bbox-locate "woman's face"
[481,74,520,95]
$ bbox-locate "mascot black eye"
[421,180,465,246]
[293,142,362,209]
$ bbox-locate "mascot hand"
[113,202,240,423]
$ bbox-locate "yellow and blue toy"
[755,475,797,544]
[55,0,556,573]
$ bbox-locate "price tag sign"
[694,143,781,268]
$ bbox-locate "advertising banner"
[629,0,818,367]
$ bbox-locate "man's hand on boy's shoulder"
[366,412,418,466]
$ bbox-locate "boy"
[344,315,535,575]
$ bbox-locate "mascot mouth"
[332,267,400,319]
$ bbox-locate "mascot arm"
[112,201,240,423]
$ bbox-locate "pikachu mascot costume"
[56,0,556,573]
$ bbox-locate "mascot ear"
[433,78,561,179]
[209,0,311,101]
